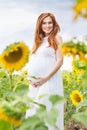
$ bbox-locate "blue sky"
[0,0,87,70]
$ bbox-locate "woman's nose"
[46,23,49,27]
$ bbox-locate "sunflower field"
[0,41,63,130]
[0,39,87,130]
[62,38,87,129]
[0,0,87,129]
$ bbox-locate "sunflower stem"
[9,71,13,90]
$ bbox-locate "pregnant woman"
[26,12,64,130]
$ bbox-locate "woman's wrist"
[45,75,51,81]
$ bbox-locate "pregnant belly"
[28,56,55,77]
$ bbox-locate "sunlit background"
[0,1,87,129]
[0,0,87,70]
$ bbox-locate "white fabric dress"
[26,37,64,130]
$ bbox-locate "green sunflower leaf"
[72,111,87,128]
[0,119,12,130]
[49,94,64,105]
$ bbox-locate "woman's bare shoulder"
[55,33,63,45]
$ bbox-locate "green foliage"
[62,39,87,54]
[72,100,87,128]
[62,59,87,125]
[0,120,12,130]
[17,116,48,130]
[76,100,87,111]
[49,94,64,105]
[72,111,87,128]
[62,39,87,128]
[36,107,59,126]
[0,68,63,130]
[75,0,82,3]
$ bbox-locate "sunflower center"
[4,47,23,63]
[74,94,81,102]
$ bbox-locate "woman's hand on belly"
[29,76,49,87]
[35,76,49,86]
[29,80,39,88]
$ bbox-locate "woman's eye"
[42,22,46,24]
[42,22,53,25]
[48,22,52,24]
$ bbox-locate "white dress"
[26,37,64,130]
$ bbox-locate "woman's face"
[41,16,53,36]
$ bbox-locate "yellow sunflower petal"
[70,90,83,106]
[0,108,21,126]
[73,0,87,19]
[0,41,30,72]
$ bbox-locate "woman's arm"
[45,34,63,80]
[34,34,63,87]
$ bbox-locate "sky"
[0,0,87,70]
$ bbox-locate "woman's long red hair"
[32,13,60,53]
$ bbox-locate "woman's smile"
[42,16,53,36]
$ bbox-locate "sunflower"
[0,106,22,126]
[0,41,30,72]
[73,0,87,20]
[70,90,83,106]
